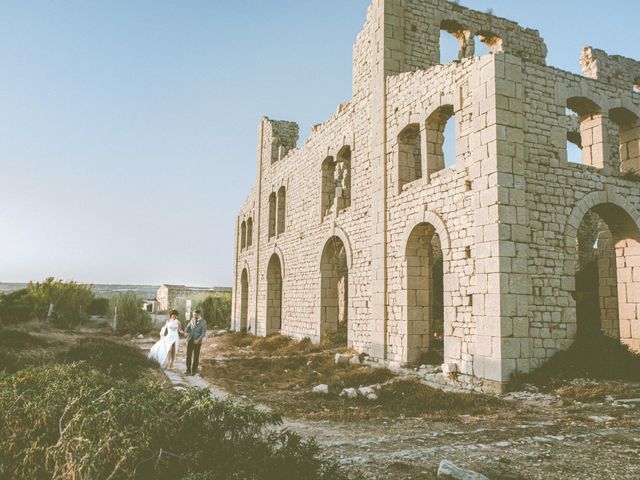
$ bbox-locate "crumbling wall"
[233,0,640,391]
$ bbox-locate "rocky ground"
[135,332,640,480]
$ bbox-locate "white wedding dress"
[148,319,180,368]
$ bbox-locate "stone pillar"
[368,0,405,360]
[495,53,532,382]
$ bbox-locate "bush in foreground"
[0,363,346,480]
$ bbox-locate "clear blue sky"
[1,1,636,287]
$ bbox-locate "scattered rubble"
[437,459,489,480]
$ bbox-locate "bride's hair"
[170,309,179,317]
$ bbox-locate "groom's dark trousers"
[186,340,201,373]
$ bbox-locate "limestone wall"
[232,0,640,391]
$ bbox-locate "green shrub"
[0,288,37,324]
[59,336,157,379]
[87,297,110,316]
[196,294,231,329]
[27,278,95,328]
[0,363,347,480]
[110,293,152,334]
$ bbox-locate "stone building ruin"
[232,0,640,391]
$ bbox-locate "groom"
[185,309,207,375]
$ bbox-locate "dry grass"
[0,325,159,381]
[201,333,507,420]
[510,333,640,391]
[215,332,348,357]
[552,382,640,403]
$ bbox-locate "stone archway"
[266,254,283,334]
[572,202,640,351]
[320,236,349,345]
[405,222,444,364]
[240,268,249,332]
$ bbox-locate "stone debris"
[588,415,616,423]
[335,353,352,364]
[613,398,640,406]
[312,384,329,395]
[358,386,379,400]
[340,388,358,399]
[437,459,489,480]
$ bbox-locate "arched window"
[336,146,351,212]
[565,96,605,168]
[425,105,456,178]
[439,20,470,63]
[609,107,640,174]
[246,217,253,247]
[240,220,247,251]
[268,193,277,239]
[398,124,422,191]
[277,187,286,235]
[321,156,336,220]
[475,31,503,56]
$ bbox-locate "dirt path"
[136,335,640,479]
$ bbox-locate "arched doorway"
[320,236,348,345]
[574,203,640,351]
[266,254,282,334]
[240,268,249,332]
[405,222,444,364]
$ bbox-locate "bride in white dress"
[148,310,183,369]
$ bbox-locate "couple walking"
[148,309,207,375]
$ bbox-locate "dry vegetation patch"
[552,382,640,404]
[202,333,507,420]
[510,334,640,397]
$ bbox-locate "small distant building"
[155,284,231,313]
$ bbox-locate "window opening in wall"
[268,192,276,239]
[426,105,456,177]
[443,116,456,168]
[465,180,472,191]
[440,28,460,64]
[240,221,247,250]
[633,78,640,93]
[336,146,351,213]
[574,204,640,352]
[440,20,470,63]
[565,97,603,168]
[246,217,253,247]
[398,124,422,191]
[609,107,640,175]
[566,107,582,164]
[277,187,286,235]
[474,37,491,56]
[475,31,503,56]
[321,156,336,219]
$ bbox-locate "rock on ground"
[437,459,489,480]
